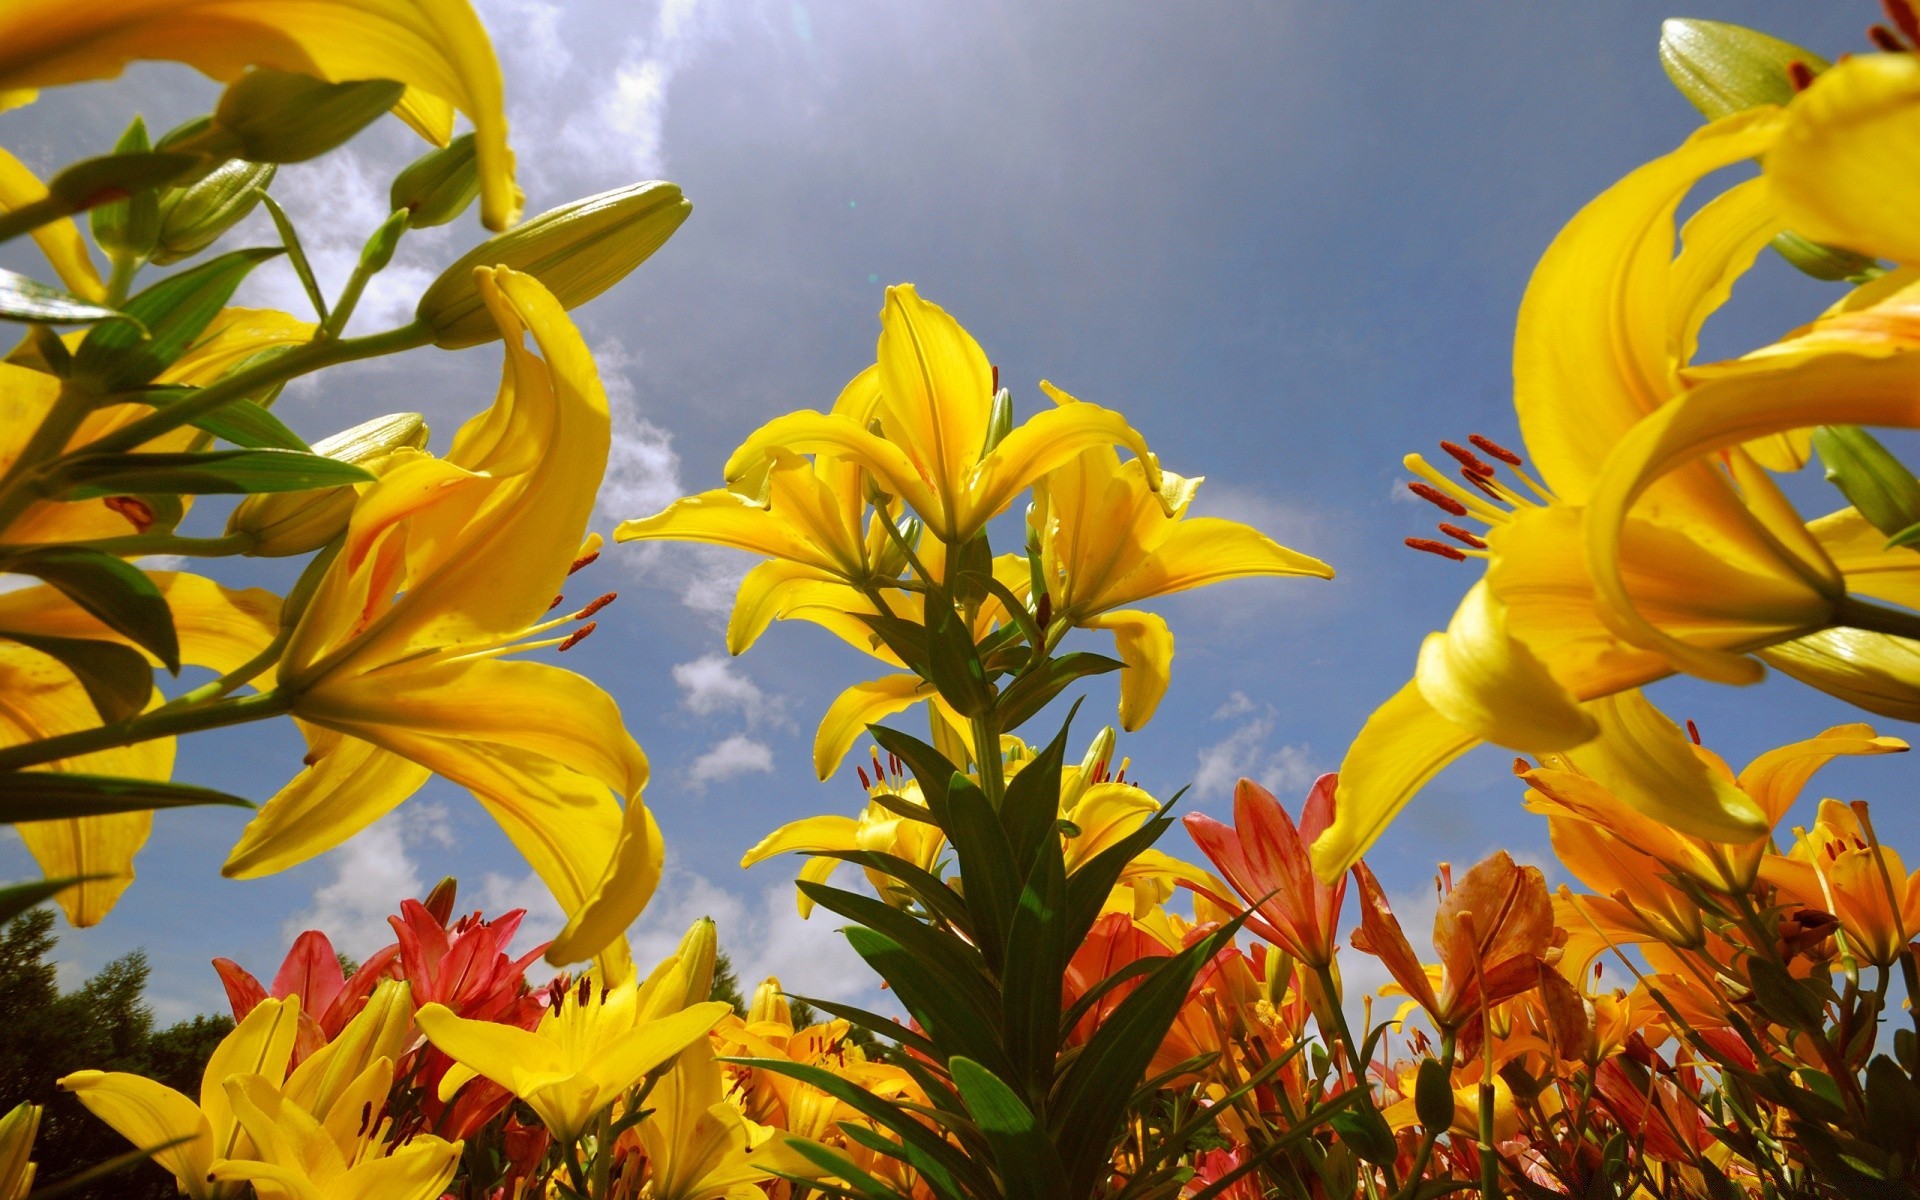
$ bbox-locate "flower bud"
[90,117,160,262]
[1658,18,1826,118]
[1812,425,1920,541]
[152,159,275,265]
[391,133,480,229]
[747,976,791,1025]
[415,181,691,349]
[227,412,429,556]
[632,916,718,1021]
[674,916,718,1008]
[183,69,406,164]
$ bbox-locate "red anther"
[1787,59,1816,91]
[1407,481,1468,516]
[991,364,1000,393]
[1870,23,1905,52]
[1468,434,1523,466]
[577,976,592,1007]
[889,753,900,775]
[1440,440,1496,477]
[104,495,156,532]
[1437,522,1486,549]
[1685,719,1701,746]
[576,592,617,619]
[1405,537,1467,562]
[303,749,321,766]
[557,621,597,651]
[1887,0,1920,44]
[1460,470,1505,501]
[1593,961,1604,981]
[358,1101,374,1137]
[568,550,601,575]
[1511,757,1530,776]
[857,766,871,789]
[548,594,565,611]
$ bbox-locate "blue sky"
[3,1,1911,1019]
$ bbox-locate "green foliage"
[0,911,231,1199]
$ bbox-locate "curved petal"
[739,815,859,867]
[966,402,1174,543]
[581,1002,731,1108]
[875,284,993,518]
[1762,627,1920,720]
[1768,53,1920,265]
[0,145,102,298]
[812,674,934,781]
[1814,505,1920,611]
[335,1139,464,1200]
[1085,609,1173,731]
[546,799,663,969]
[1414,581,1597,752]
[57,1072,211,1197]
[1561,691,1768,842]
[722,411,940,530]
[0,572,281,676]
[201,996,302,1144]
[724,560,840,656]
[1513,107,1784,500]
[1316,680,1482,883]
[222,729,430,878]
[415,1002,566,1093]
[0,0,520,229]
[1096,517,1333,613]
[1737,722,1906,826]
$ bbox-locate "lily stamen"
[1439,522,1487,549]
[1408,481,1469,517]
[1440,440,1497,477]
[1404,455,1507,523]
[1406,537,1468,562]
[556,621,597,651]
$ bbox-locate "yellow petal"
[201,996,302,1149]
[0,145,103,298]
[1563,691,1768,842]
[337,1139,465,1200]
[547,798,663,968]
[0,0,520,229]
[1414,581,1597,751]
[875,284,992,519]
[416,1002,566,1093]
[1814,505,1920,611]
[57,1072,212,1197]
[1737,722,1906,826]
[159,308,317,387]
[1768,53,1920,265]
[740,815,859,867]
[393,87,454,146]
[0,572,280,676]
[617,453,866,577]
[582,1002,731,1107]
[813,675,934,780]
[1762,628,1920,720]
[1094,516,1333,613]
[1084,610,1172,731]
[725,560,839,656]
[222,729,431,878]
[1315,679,1482,883]
[1514,108,1784,500]
[722,411,941,532]
[967,402,1174,543]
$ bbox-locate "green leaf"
[4,546,178,671]
[776,1139,914,1200]
[866,726,957,827]
[780,993,940,1060]
[943,772,1020,974]
[815,848,973,936]
[23,1135,196,1200]
[949,1056,1068,1200]
[796,882,998,1019]
[140,388,310,450]
[924,605,993,718]
[0,772,252,823]
[851,610,931,676]
[1815,426,1920,542]
[995,652,1122,733]
[832,1125,970,1200]
[839,925,1015,1083]
[74,247,285,388]
[1415,1055,1456,1133]
[1000,709,1074,875]
[1329,1106,1398,1167]
[1747,958,1828,1033]
[3,632,152,722]
[999,838,1068,1100]
[46,151,202,213]
[0,875,104,925]
[0,269,132,326]
[54,447,373,499]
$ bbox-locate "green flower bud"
[1658,18,1828,119]
[227,412,429,556]
[152,159,275,265]
[391,133,480,229]
[415,181,691,349]
[90,117,161,262]
[179,69,406,164]
[1812,425,1920,541]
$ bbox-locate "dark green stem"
[0,689,290,772]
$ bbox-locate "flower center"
[1400,433,1554,562]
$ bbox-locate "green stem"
[168,631,290,708]
[321,255,377,339]
[1313,962,1400,1194]
[16,531,256,560]
[971,711,1004,807]
[104,255,141,307]
[0,196,65,247]
[0,689,290,772]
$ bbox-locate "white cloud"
[281,804,454,958]
[673,653,792,729]
[592,338,685,527]
[1194,698,1318,800]
[688,733,775,788]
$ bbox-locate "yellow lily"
[0,1103,37,1200]
[0,0,519,229]
[720,284,1172,545]
[1763,799,1920,968]
[627,1038,817,1200]
[1030,417,1331,729]
[210,1071,461,1200]
[0,572,279,925]
[0,141,103,298]
[219,268,655,970]
[417,980,729,1145]
[1316,101,1920,880]
[1580,53,1920,711]
[61,996,303,1200]
[742,765,945,917]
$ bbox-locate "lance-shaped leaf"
[0,269,130,325]
[995,652,1122,733]
[4,631,152,723]
[925,605,993,719]
[950,1056,1068,1200]
[943,772,1020,973]
[52,448,372,498]
[3,547,177,671]
[140,388,308,450]
[999,838,1068,1101]
[73,247,284,389]
[0,875,104,924]
[0,772,251,823]
[1000,711,1073,875]
[1815,426,1920,543]
[840,925,1015,1082]
[867,725,958,825]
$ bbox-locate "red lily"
[1184,775,1346,967]
[212,929,398,1063]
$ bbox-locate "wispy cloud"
[688,733,776,788]
[281,803,454,958]
[1194,691,1318,799]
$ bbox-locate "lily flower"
[1184,775,1346,968]
[1030,424,1331,729]
[742,758,945,917]
[209,1071,461,1200]
[60,996,303,1200]
[0,0,520,229]
[1764,799,1920,968]
[625,1038,818,1200]
[1318,99,1920,881]
[1348,851,1554,1042]
[718,284,1172,546]
[214,928,402,1063]
[220,268,656,971]
[417,977,729,1145]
